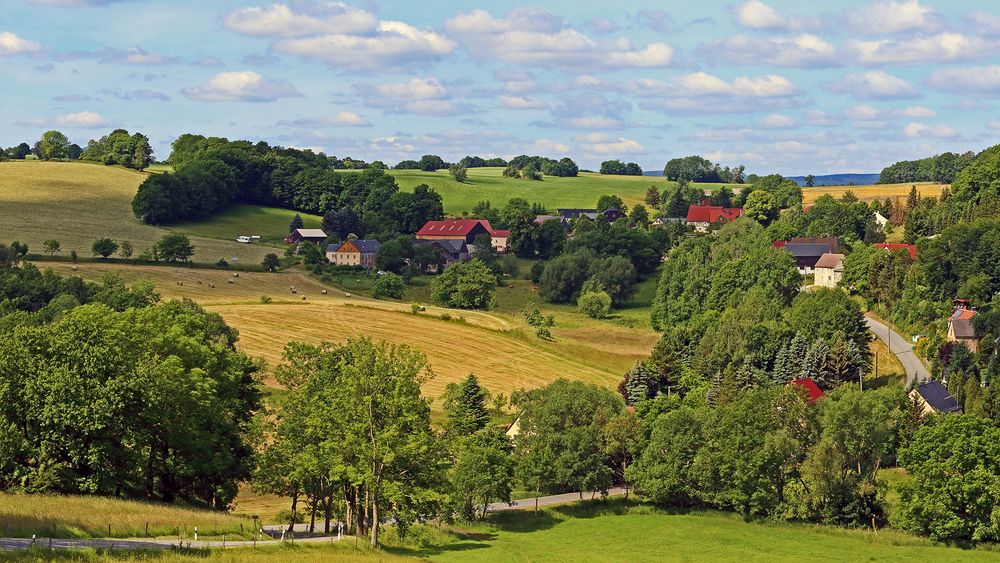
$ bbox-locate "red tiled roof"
[686,205,743,223]
[773,240,787,248]
[416,219,493,237]
[789,378,825,404]
[875,243,917,259]
[951,308,977,321]
[491,229,510,237]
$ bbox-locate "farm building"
[414,239,470,272]
[602,208,626,222]
[875,243,917,260]
[285,228,328,245]
[685,205,742,232]
[814,253,845,288]
[416,219,493,244]
[491,229,510,253]
[947,304,979,352]
[910,381,961,415]
[326,239,380,268]
[534,215,570,228]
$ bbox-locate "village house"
[285,228,328,245]
[534,215,570,229]
[789,378,825,404]
[774,237,840,275]
[414,239,469,272]
[602,207,626,222]
[947,301,979,352]
[910,380,961,415]
[685,205,742,232]
[491,229,510,253]
[557,208,599,221]
[814,253,845,288]
[326,239,380,268]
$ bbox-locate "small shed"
[789,378,825,404]
[285,228,328,245]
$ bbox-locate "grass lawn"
[0,494,255,539]
[394,500,1000,562]
[0,161,274,264]
[3,543,410,562]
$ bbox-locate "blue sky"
[3,0,1000,175]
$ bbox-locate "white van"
[236,236,252,243]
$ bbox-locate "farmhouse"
[602,208,626,222]
[326,239,380,268]
[416,219,493,244]
[875,243,917,260]
[534,215,569,228]
[285,228,328,245]
[947,303,979,352]
[910,380,961,415]
[814,253,845,288]
[685,205,742,232]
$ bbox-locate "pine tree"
[443,374,491,435]
[706,372,724,407]
[803,338,831,388]
[906,185,919,210]
[734,361,761,391]
[289,213,304,233]
[623,361,657,405]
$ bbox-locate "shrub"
[91,237,118,259]
[373,273,405,299]
[578,291,612,319]
[260,295,272,304]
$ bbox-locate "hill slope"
[0,161,278,264]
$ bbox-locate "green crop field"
[387,168,680,214]
[0,161,276,264]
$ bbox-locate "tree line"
[1,129,152,170]
[131,135,444,242]
[877,151,976,184]
[663,155,745,184]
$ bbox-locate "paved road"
[2,488,627,552]
[866,316,929,387]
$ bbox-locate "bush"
[430,260,497,310]
[373,273,405,299]
[91,237,118,259]
[260,295,272,304]
[530,261,545,283]
[217,259,229,268]
[578,291,612,319]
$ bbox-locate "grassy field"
[9,498,999,562]
[802,182,946,205]
[389,168,685,215]
[0,161,275,264]
[172,205,323,247]
[0,494,255,539]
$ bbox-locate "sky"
[3,0,1000,175]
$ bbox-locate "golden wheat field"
[801,182,947,205]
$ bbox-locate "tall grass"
[0,494,255,539]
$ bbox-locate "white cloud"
[369,77,447,100]
[845,104,935,122]
[804,110,838,127]
[575,133,645,155]
[757,114,796,129]
[499,95,547,110]
[730,1,821,31]
[965,11,1000,35]
[846,0,945,35]
[823,71,918,100]
[700,34,838,68]
[0,31,42,56]
[182,71,300,102]
[16,111,109,128]
[277,112,372,128]
[445,8,673,71]
[222,3,378,37]
[225,4,454,69]
[903,122,958,138]
[925,65,1000,96]
[521,138,571,155]
[630,72,804,114]
[355,77,472,115]
[847,33,994,65]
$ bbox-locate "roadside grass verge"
[0,494,255,539]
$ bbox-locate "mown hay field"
[0,161,277,264]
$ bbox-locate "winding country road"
[866,316,929,387]
[0,488,627,553]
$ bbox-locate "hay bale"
[227,280,234,285]
[345,293,352,298]
[234,272,239,278]
[302,296,307,301]
[197,280,202,285]
[209,283,215,288]
[321,289,328,295]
